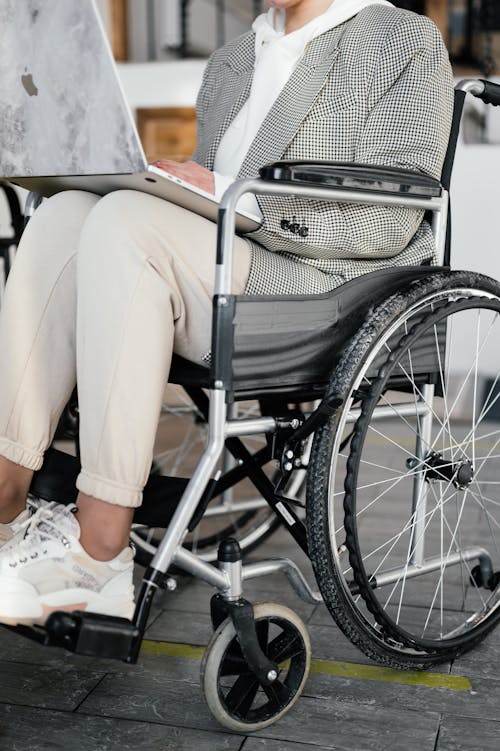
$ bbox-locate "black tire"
[307,271,500,668]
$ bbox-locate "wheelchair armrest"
[259,161,441,199]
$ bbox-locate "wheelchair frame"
[3,78,500,732]
[153,178,448,568]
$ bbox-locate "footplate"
[44,610,140,661]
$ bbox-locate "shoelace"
[2,504,74,567]
[0,509,36,555]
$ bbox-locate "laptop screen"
[0,0,146,178]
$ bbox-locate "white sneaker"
[0,496,51,551]
[0,502,135,626]
[0,508,30,548]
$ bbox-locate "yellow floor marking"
[309,657,471,691]
[142,640,205,660]
[141,639,471,691]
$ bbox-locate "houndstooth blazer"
[193,5,454,295]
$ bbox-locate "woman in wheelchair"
[0,0,453,626]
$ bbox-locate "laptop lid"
[1,0,262,233]
[0,0,147,178]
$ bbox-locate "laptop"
[0,0,261,233]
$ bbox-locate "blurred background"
[91,0,500,159]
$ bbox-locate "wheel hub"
[424,452,474,489]
[454,460,475,488]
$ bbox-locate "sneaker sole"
[0,589,134,626]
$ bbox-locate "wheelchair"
[3,78,500,733]
[0,182,23,285]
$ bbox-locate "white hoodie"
[213,0,394,211]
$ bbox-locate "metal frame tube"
[346,400,432,423]
[225,416,276,436]
[24,191,43,220]
[173,546,230,590]
[432,188,449,264]
[409,384,435,567]
[219,558,243,601]
[242,558,322,604]
[161,552,324,606]
[456,79,486,96]
[203,497,269,516]
[220,401,236,508]
[374,546,493,589]
[149,389,227,573]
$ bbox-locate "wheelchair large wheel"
[131,390,283,566]
[307,271,500,668]
[201,602,310,732]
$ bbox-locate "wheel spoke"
[355,473,460,575]
[224,673,260,715]
[268,632,303,663]
[262,678,293,708]
[468,486,500,535]
[220,655,250,677]
[219,640,246,676]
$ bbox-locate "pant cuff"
[76,470,143,508]
[0,437,44,471]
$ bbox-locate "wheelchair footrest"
[44,610,140,661]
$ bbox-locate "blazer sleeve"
[249,14,454,261]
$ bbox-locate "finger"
[154,159,181,172]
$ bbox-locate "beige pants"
[0,190,251,507]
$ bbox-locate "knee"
[30,190,100,229]
[13,190,100,270]
[78,190,177,276]
[78,191,146,263]
[80,190,143,234]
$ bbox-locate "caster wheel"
[201,602,311,732]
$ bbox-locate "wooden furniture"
[136,107,198,162]
[109,0,128,61]
[425,0,448,42]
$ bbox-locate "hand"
[153,159,215,195]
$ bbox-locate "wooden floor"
[0,518,498,751]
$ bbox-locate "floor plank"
[436,716,500,751]
[0,704,242,751]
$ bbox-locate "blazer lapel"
[204,35,255,169]
[238,26,344,178]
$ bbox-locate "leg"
[0,456,32,524]
[0,191,99,522]
[74,191,251,558]
[77,494,134,560]
[0,191,251,624]
[73,192,250,559]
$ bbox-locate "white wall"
[451,144,500,275]
[449,141,500,376]
[116,60,206,109]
